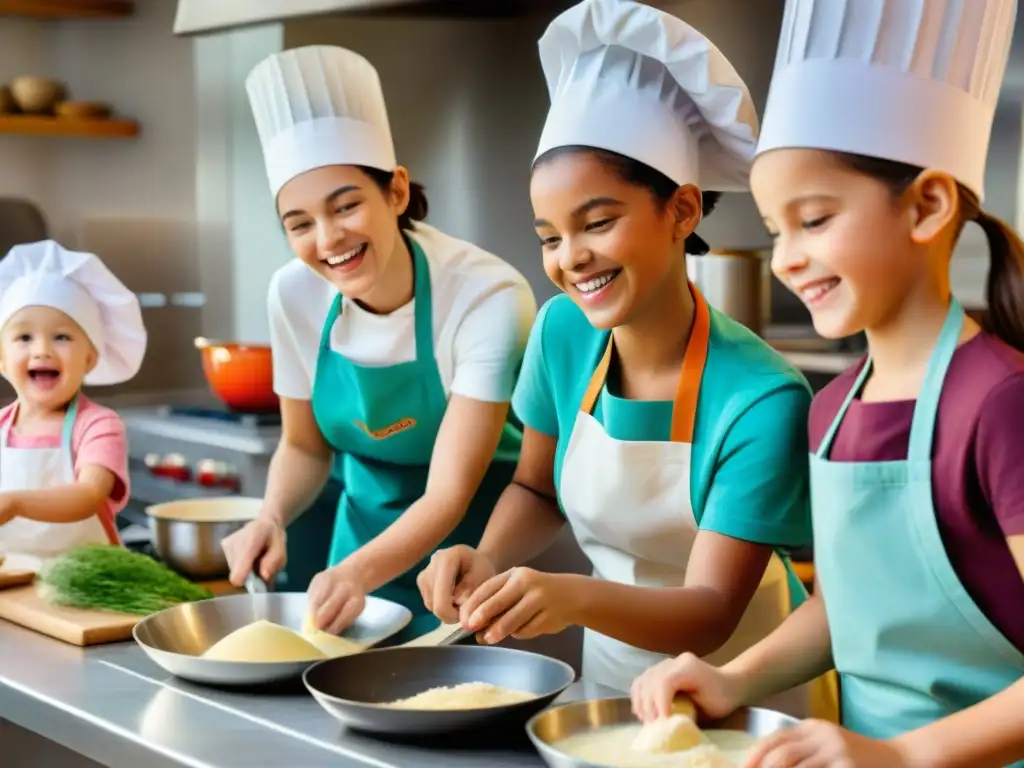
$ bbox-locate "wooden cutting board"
[0,553,40,590]
[0,584,140,645]
[0,578,241,647]
[0,568,35,589]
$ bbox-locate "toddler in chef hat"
[0,240,146,558]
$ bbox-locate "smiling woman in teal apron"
[631,1,1024,766]
[221,45,536,640]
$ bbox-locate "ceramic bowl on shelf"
[9,76,66,114]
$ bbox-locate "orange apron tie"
[579,282,710,443]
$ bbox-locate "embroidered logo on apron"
[354,417,417,440]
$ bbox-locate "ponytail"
[359,166,429,232]
[961,191,1024,351]
[684,191,721,255]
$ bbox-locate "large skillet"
[303,644,576,736]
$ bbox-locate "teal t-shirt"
[511,294,813,549]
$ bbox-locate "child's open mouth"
[28,368,61,390]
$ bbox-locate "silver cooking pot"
[687,250,772,336]
[145,497,262,580]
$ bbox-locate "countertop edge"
[2,669,203,768]
[1,620,604,768]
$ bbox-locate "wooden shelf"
[0,0,133,19]
[0,114,139,139]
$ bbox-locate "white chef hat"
[534,0,758,191]
[0,240,146,386]
[246,45,397,199]
[758,0,1017,200]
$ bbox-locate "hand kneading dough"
[670,694,698,720]
[202,620,327,662]
[385,682,534,710]
[632,714,704,754]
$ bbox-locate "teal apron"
[811,297,1024,761]
[311,240,521,640]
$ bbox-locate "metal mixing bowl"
[145,497,261,580]
[133,592,412,687]
[527,696,800,768]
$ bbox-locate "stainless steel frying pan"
[133,592,411,686]
[303,645,576,736]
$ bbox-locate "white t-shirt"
[268,223,537,404]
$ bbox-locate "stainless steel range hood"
[173,0,573,36]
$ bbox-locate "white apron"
[0,397,111,558]
[559,286,828,718]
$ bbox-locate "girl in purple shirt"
[631,1,1024,767]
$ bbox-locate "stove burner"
[161,404,282,428]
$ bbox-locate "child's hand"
[745,720,911,768]
[631,652,746,723]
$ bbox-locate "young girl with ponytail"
[631,1,1024,766]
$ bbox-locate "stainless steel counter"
[0,620,610,768]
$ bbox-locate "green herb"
[39,544,213,615]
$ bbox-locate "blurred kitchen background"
[0,0,1020,599]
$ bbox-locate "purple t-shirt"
[809,332,1024,654]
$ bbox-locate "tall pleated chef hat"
[758,0,1018,200]
[0,240,147,386]
[534,0,759,192]
[246,45,397,198]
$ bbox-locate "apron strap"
[316,239,434,360]
[318,293,344,352]
[0,397,81,484]
[816,358,872,458]
[579,283,711,444]
[61,396,80,449]
[0,398,77,446]
[0,403,12,487]
[409,238,435,362]
[0,403,16,447]
[816,298,965,461]
[61,396,80,480]
[907,297,964,462]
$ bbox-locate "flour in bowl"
[554,722,759,767]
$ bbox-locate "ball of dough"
[632,714,705,754]
[202,620,327,662]
[670,694,698,720]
